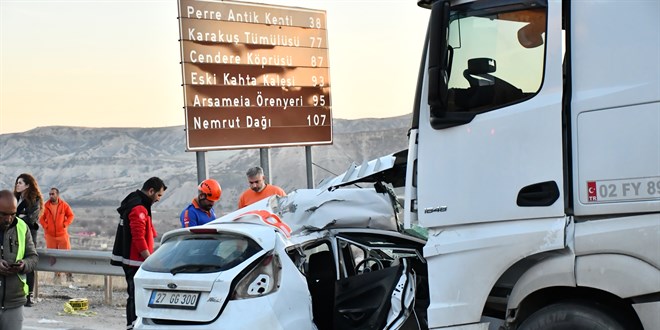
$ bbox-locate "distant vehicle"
[134,189,427,330]
[73,231,97,237]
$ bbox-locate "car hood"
[214,188,399,235]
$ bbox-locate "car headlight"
[231,252,282,299]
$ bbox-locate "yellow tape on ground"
[58,302,98,317]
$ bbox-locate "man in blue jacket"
[180,179,222,228]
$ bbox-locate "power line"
[311,162,337,176]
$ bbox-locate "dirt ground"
[23,273,128,330]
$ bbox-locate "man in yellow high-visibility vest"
[0,189,39,329]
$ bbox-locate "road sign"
[178,0,332,150]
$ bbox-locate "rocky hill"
[0,115,412,219]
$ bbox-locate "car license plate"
[148,290,200,310]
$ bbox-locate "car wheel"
[518,301,626,330]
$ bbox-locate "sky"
[0,0,430,134]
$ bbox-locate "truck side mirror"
[518,22,544,48]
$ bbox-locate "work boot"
[25,292,34,307]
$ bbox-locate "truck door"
[417,1,565,227]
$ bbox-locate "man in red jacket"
[39,187,75,283]
[110,177,167,330]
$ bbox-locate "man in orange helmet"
[180,179,222,228]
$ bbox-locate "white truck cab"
[406,0,660,329]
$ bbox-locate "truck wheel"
[518,301,626,330]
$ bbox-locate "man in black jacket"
[110,177,167,330]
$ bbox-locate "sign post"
[177,0,332,151]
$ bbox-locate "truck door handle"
[517,181,560,207]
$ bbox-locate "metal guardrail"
[35,248,124,305]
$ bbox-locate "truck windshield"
[445,6,546,114]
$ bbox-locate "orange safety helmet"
[198,179,222,202]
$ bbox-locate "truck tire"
[517,301,626,330]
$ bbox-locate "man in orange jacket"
[39,187,75,283]
[238,166,286,208]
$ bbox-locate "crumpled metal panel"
[277,188,398,235]
[213,188,398,236]
[317,150,408,191]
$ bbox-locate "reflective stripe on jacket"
[15,218,28,296]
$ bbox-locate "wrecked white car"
[133,185,429,330]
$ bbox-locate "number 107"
[307,114,326,126]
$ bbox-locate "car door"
[334,263,406,329]
[332,232,422,330]
[295,230,424,330]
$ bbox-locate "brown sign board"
[183,63,330,87]
[178,0,332,151]
[185,85,331,107]
[181,18,329,48]
[181,41,329,68]
[179,0,326,29]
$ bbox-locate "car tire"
[517,301,627,330]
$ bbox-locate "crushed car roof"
[213,187,399,235]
